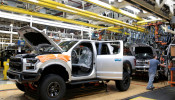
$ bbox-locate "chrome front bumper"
[135,66,149,72]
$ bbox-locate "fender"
[123,60,132,75]
[38,59,71,82]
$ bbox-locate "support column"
[30,15,33,27]
[10,24,13,44]
[81,26,83,39]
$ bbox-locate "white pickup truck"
[7,27,135,100]
[130,44,167,79]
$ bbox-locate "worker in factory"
[146,55,165,90]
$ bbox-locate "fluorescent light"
[0,42,15,45]
[125,6,140,14]
[120,10,139,22]
[28,0,38,3]
[143,10,147,13]
[109,0,115,2]
[118,0,123,2]
[148,16,157,20]
[0,30,17,34]
[148,16,162,20]
[57,6,77,13]
[89,0,112,9]
[0,11,91,32]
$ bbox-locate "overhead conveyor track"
[137,19,163,25]
[0,5,121,33]
[83,0,144,21]
[125,0,170,21]
[18,0,146,32]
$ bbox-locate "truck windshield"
[37,44,61,54]
[135,53,153,59]
[59,41,78,52]
[135,47,153,59]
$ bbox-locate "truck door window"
[110,42,120,54]
[96,43,110,55]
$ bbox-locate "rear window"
[124,47,132,56]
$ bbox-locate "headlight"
[26,66,35,70]
[26,59,38,63]
[25,58,38,70]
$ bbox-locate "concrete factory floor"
[0,77,170,100]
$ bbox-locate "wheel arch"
[39,59,71,82]
[123,60,132,75]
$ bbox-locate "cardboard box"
[171,46,175,56]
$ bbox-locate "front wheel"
[115,72,130,91]
[39,74,66,100]
[16,82,25,92]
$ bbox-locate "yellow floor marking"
[130,96,156,100]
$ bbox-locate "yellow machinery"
[3,59,9,80]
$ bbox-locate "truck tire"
[154,73,159,82]
[123,62,132,76]
[39,74,66,100]
[16,83,25,92]
[115,72,130,91]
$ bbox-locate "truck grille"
[136,60,149,66]
[9,57,22,71]
[136,62,145,66]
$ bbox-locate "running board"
[70,79,101,85]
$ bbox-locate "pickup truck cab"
[7,27,135,100]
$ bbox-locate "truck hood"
[18,26,63,52]
[130,44,156,55]
[130,44,156,59]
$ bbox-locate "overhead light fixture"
[148,16,157,20]
[121,10,137,19]
[143,10,147,13]
[118,0,123,2]
[148,16,162,21]
[57,6,77,13]
[0,30,17,34]
[89,0,112,9]
[125,6,140,14]
[28,0,38,3]
[109,0,115,2]
[0,11,91,32]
